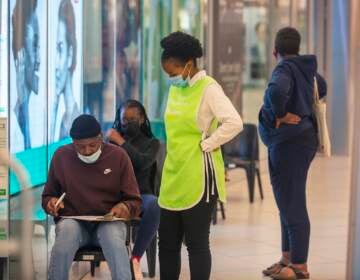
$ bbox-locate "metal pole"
[347,0,360,278]
[0,151,33,280]
[206,0,214,76]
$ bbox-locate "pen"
[55,193,66,208]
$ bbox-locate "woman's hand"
[276,113,301,128]
[106,128,125,145]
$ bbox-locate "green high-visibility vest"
[159,76,226,210]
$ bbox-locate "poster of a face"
[9,0,47,152]
[48,0,82,143]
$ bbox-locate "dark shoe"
[271,265,310,280]
[262,262,287,276]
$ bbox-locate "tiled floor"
[67,155,350,280]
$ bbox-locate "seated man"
[42,114,141,280]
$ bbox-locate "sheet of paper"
[61,216,126,222]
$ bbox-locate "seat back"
[223,123,259,161]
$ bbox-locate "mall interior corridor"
[2,0,360,279]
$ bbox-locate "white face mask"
[77,147,102,164]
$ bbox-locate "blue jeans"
[132,194,160,257]
[49,219,131,280]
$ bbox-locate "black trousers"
[268,142,317,264]
[158,192,216,280]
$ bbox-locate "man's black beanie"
[70,114,101,140]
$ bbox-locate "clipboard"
[61,214,126,222]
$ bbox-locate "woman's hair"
[58,0,77,72]
[12,0,38,60]
[115,99,154,138]
[161,31,203,65]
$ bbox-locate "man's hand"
[46,197,64,217]
[276,113,301,128]
[110,203,131,219]
[106,128,125,145]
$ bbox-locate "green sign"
[0,228,6,240]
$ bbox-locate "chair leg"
[146,236,157,278]
[256,168,264,200]
[90,261,96,277]
[220,202,226,220]
[130,259,135,280]
[0,258,6,280]
[245,166,255,203]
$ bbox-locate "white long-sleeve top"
[189,70,243,152]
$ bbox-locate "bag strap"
[313,76,320,104]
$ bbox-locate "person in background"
[107,100,160,280]
[42,114,141,280]
[158,31,243,280]
[258,27,327,280]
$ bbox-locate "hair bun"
[161,31,203,62]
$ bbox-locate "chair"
[222,123,264,203]
[74,220,139,278]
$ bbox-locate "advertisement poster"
[48,0,83,143]
[213,0,244,114]
[9,0,47,152]
[82,0,140,128]
[114,0,141,108]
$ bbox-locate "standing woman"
[259,27,327,280]
[158,31,243,280]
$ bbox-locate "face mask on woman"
[168,63,192,88]
[121,121,141,138]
